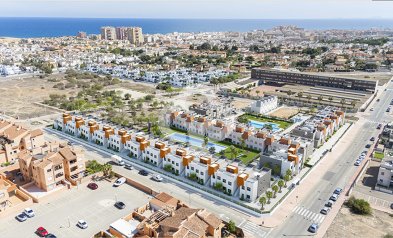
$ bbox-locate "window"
[217,176,221,180]
[47,169,52,173]
[247,187,251,191]
[381,172,384,175]
[228,181,232,186]
[201,172,204,175]
[223,179,226,183]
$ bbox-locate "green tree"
[229,145,238,160]
[213,182,223,191]
[102,163,113,177]
[259,196,267,210]
[286,169,292,178]
[273,164,280,176]
[255,90,261,97]
[189,172,198,181]
[284,174,290,187]
[272,185,279,198]
[209,147,216,154]
[203,136,209,147]
[266,191,273,204]
[345,196,372,215]
[227,220,236,234]
[278,180,284,192]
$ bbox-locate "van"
[111,155,125,166]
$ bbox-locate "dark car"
[370,137,375,141]
[46,234,57,238]
[87,182,98,190]
[36,227,49,237]
[114,201,126,209]
[377,124,382,129]
[138,170,149,176]
[365,144,371,148]
[334,188,343,195]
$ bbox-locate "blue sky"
[1,0,392,19]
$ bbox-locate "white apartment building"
[377,158,393,188]
[142,141,170,168]
[185,156,212,185]
[125,135,150,160]
[163,148,192,176]
[210,161,239,196]
[249,96,278,115]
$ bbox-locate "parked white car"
[77,220,88,229]
[113,177,126,187]
[23,208,35,218]
[152,174,163,182]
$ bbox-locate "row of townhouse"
[290,107,345,148]
[53,114,271,202]
[259,135,314,177]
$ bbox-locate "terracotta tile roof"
[30,129,43,138]
[197,210,222,228]
[2,125,28,140]
[0,120,11,130]
[58,147,77,161]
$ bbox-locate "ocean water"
[0,18,392,38]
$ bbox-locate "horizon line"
[1,17,393,20]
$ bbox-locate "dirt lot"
[114,81,157,94]
[268,106,299,119]
[0,75,76,119]
[324,207,393,238]
[249,85,277,96]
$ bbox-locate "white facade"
[377,159,393,188]
[250,96,278,115]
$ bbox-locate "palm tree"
[102,163,112,177]
[278,180,284,192]
[259,196,267,210]
[266,191,273,204]
[229,145,238,160]
[203,136,209,147]
[284,174,290,187]
[272,185,279,198]
[340,98,346,109]
[328,96,333,105]
[307,94,312,105]
[351,100,356,109]
[286,169,292,178]
[297,92,303,105]
[255,90,261,97]
[318,95,323,102]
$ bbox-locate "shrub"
[345,196,372,215]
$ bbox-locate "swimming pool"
[168,133,227,152]
[248,120,281,132]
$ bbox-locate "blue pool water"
[168,133,227,152]
[248,120,281,132]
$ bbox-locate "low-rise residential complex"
[53,113,273,202]
[189,98,234,119]
[249,96,278,115]
[291,107,345,148]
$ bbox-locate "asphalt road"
[268,80,393,237]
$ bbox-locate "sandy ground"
[113,81,157,94]
[0,76,76,119]
[249,85,277,96]
[111,88,148,99]
[324,207,393,238]
[268,107,299,119]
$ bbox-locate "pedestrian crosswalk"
[292,206,325,224]
[240,221,267,238]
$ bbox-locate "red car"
[87,182,98,190]
[36,227,48,237]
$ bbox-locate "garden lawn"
[218,147,259,165]
[241,114,292,129]
[374,152,384,160]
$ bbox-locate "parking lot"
[0,179,149,238]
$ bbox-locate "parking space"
[0,179,149,238]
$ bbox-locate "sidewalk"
[249,119,365,228]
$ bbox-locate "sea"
[0,18,393,38]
